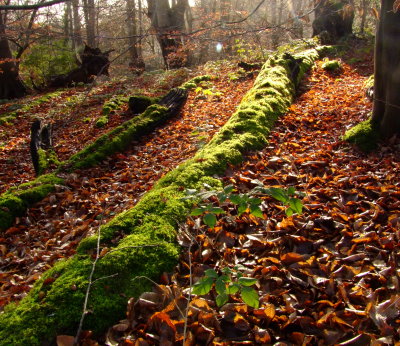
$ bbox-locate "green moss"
[322,59,341,71]
[128,95,160,114]
[182,75,212,90]
[36,149,61,176]
[96,95,129,127]
[343,117,380,151]
[364,75,374,90]
[0,174,64,231]
[0,48,323,344]
[63,104,169,170]
[0,91,64,123]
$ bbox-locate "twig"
[182,235,193,344]
[74,217,102,345]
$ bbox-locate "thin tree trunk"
[0,10,27,99]
[72,0,83,47]
[83,0,96,47]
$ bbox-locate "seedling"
[192,266,259,308]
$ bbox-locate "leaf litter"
[0,64,255,310]
[91,55,400,344]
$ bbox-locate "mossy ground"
[0,91,64,125]
[0,49,323,344]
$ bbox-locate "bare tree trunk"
[359,0,368,34]
[126,0,145,73]
[72,0,83,48]
[147,0,189,69]
[83,0,96,47]
[371,0,400,138]
[0,10,27,99]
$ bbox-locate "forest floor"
[1,39,400,344]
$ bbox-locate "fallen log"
[30,119,57,176]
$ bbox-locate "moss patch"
[0,48,324,344]
[322,59,341,71]
[0,174,64,231]
[343,117,380,151]
[181,75,212,90]
[97,95,129,127]
[0,91,64,124]
[128,94,160,114]
[62,104,169,171]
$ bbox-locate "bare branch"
[0,0,69,11]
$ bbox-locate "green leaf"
[227,283,240,294]
[204,269,218,278]
[203,213,217,228]
[224,185,234,194]
[229,194,242,205]
[267,187,288,203]
[289,198,303,215]
[190,207,205,216]
[238,204,247,215]
[216,292,229,307]
[209,207,225,214]
[217,192,228,203]
[192,277,214,295]
[285,208,294,217]
[215,277,227,295]
[222,267,232,275]
[287,186,296,195]
[240,286,259,308]
[250,205,264,218]
[238,277,258,286]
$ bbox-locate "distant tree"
[126,0,145,73]
[312,0,355,43]
[147,0,190,69]
[371,0,400,138]
[0,10,27,99]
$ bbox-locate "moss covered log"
[0,174,64,230]
[0,48,325,345]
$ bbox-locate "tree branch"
[0,0,69,11]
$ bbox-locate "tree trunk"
[147,0,189,69]
[83,0,97,47]
[72,0,83,48]
[312,0,354,43]
[0,11,27,99]
[126,0,145,74]
[371,0,400,138]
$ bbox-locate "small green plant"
[186,183,304,229]
[192,266,259,308]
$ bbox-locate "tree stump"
[30,119,57,176]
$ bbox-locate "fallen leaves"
[0,65,255,310]
[93,48,400,344]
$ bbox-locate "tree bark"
[0,11,27,99]
[371,0,400,138]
